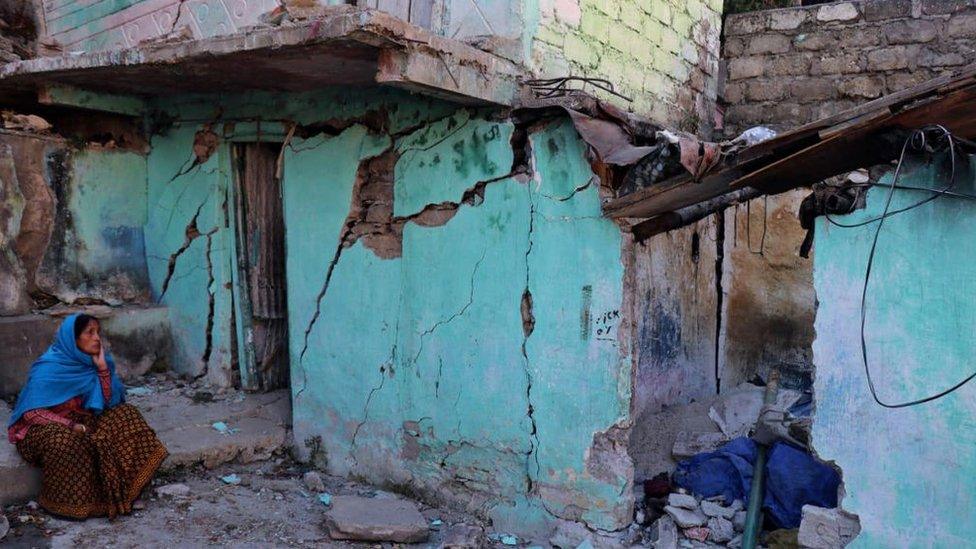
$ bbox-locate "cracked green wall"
[813,158,976,547]
[145,89,632,536]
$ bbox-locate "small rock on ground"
[650,516,678,549]
[701,499,735,519]
[667,493,699,510]
[155,483,191,498]
[302,471,325,492]
[707,516,734,543]
[665,505,708,528]
[438,523,486,548]
[324,495,429,543]
[0,514,8,540]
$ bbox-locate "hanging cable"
[827,125,976,408]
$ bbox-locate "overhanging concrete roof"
[0,7,524,107]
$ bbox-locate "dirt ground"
[2,458,495,548]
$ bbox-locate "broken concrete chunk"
[302,471,325,492]
[649,516,678,549]
[155,483,191,498]
[700,499,736,519]
[708,384,802,440]
[797,505,861,548]
[707,516,735,543]
[324,495,429,543]
[733,510,747,532]
[0,514,8,541]
[683,526,709,542]
[664,505,707,528]
[672,431,729,459]
[667,493,699,510]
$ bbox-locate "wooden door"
[233,143,289,391]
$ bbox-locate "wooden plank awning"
[604,64,976,221]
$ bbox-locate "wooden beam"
[607,76,976,222]
[631,187,763,242]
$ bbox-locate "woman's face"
[76,320,102,356]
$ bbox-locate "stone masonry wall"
[531,0,723,134]
[723,0,976,134]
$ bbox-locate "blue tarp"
[673,437,840,529]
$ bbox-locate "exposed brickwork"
[722,0,976,135]
[533,0,724,134]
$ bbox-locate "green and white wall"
[812,157,976,547]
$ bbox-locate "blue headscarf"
[8,314,125,427]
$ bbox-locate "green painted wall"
[812,156,976,547]
[145,125,235,385]
[146,88,632,537]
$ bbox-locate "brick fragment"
[789,77,836,102]
[947,13,976,37]
[838,75,885,99]
[816,2,860,22]
[884,19,939,44]
[863,0,912,20]
[867,46,917,71]
[728,56,765,80]
[746,33,792,55]
[725,12,768,35]
[811,52,866,75]
[769,9,806,30]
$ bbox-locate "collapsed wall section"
[717,0,976,389]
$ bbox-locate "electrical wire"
[828,125,976,408]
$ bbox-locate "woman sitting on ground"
[6,313,168,519]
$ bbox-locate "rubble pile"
[632,477,746,548]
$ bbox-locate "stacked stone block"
[533,0,724,134]
[723,0,976,135]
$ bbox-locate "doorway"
[232,142,289,391]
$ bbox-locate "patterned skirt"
[16,403,168,519]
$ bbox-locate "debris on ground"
[5,458,493,547]
[220,473,241,485]
[211,421,239,435]
[439,523,486,547]
[317,493,332,506]
[0,513,8,540]
[126,386,154,397]
[323,495,429,543]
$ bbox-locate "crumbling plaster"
[0,131,151,311]
[144,87,634,538]
[812,158,976,547]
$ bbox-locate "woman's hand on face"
[94,345,109,372]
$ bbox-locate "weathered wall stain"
[0,132,152,312]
